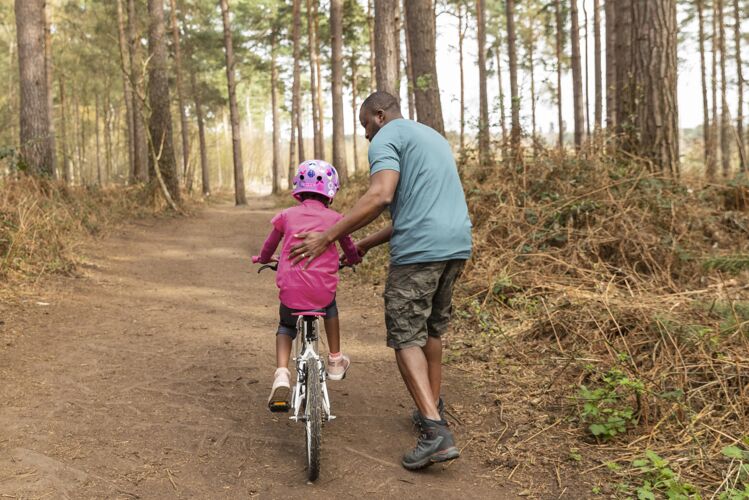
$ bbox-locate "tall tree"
[219,0,246,205]
[189,65,209,197]
[405,0,444,135]
[291,0,304,164]
[733,0,745,172]
[570,0,585,148]
[505,0,521,150]
[476,0,491,166]
[58,75,72,183]
[604,0,615,129]
[15,0,55,176]
[147,0,180,204]
[615,0,679,173]
[374,0,400,96]
[43,2,56,178]
[307,0,323,160]
[368,0,376,93]
[555,0,565,147]
[709,0,720,179]
[168,0,190,183]
[115,0,135,181]
[270,31,280,194]
[402,0,415,120]
[718,0,731,177]
[331,0,348,180]
[697,0,712,168]
[128,0,147,181]
[593,0,602,133]
[495,40,507,145]
[459,2,467,153]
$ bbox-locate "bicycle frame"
[289,316,335,423]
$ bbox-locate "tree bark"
[614,0,633,136]
[402,0,415,120]
[368,0,376,93]
[58,75,72,183]
[314,9,324,159]
[593,0,602,132]
[495,38,507,145]
[505,0,521,150]
[458,3,466,154]
[115,0,135,182]
[95,92,102,186]
[735,0,746,172]
[405,0,444,135]
[307,0,323,160]
[718,0,731,177]
[476,0,491,167]
[168,0,190,183]
[571,0,585,148]
[190,67,210,196]
[15,0,55,176]
[291,0,304,163]
[709,0,720,179]
[605,0,615,129]
[375,0,400,97]
[270,33,280,194]
[351,56,361,173]
[330,0,348,181]
[697,0,712,168]
[128,0,148,181]
[528,28,537,144]
[583,1,590,137]
[43,2,57,178]
[555,0,564,147]
[615,0,680,173]
[288,109,296,190]
[147,0,181,203]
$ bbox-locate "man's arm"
[289,169,399,264]
[357,225,393,254]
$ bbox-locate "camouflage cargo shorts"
[383,260,466,350]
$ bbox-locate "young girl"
[254,160,360,410]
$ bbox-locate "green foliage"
[578,368,643,440]
[630,451,701,500]
[703,255,749,274]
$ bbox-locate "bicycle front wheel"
[304,359,322,481]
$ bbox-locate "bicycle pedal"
[268,401,290,413]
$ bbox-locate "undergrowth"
[338,152,749,497]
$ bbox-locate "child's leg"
[323,316,341,354]
[276,333,293,369]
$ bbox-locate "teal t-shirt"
[368,119,472,265]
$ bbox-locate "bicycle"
[254,257,348,482]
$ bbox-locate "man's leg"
[395,346,441,421]
[422,337,442,405]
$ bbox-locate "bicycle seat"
[292,311,326,317]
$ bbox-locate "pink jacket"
[257,199,360,310]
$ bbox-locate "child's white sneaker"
[326,353,350,381]
[268,367,291,412]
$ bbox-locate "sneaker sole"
[326,370,347,381]
[268,386,290,413]
[401,447,460,470]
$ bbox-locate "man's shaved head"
[361,91,401,115]
[359,91,403,142]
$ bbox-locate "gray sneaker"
[402,418,460,470]
[411,397,445,428]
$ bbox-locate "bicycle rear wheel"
[304,359,322,481]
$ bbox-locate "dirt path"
[0,200,514,499]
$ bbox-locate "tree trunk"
[128,0,148,181]
[288,109,296,190]
[506,0,521,150]
[495,39,507,145]
[718,0,731,177]
[709,0,720,179]
[314,8,324,159]
[697,0,712,168]
[571,0,585,148]
[168,0,190,183]
[307,0,323,159]
[375,0,400,97]
[404,0,444,135]
[614,0,633,135]
[219,0,246,205]
[115,0,135,182]
[605,0,615,129]
[43,2,57,178]
[476,0,491,167]
[402,0,415,120]
[594,0,602,133]
[95,92,102,186]
[615,0,679,173]
[147,0,181,203]
[555,0,564,148]
[583,1,591,138]
[190,67,210,196]
[270,34,280,194]
[330,0,348,181]
[458,4,466,154]
[58,75,72,183]
[735,0,746,172]
[291,0,304,163]
[351,56,360,172]
[368,0,376,93]
[528,28,537,144]
[15,0,55,176]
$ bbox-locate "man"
[289,91,472,470]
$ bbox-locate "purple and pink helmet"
[292,160,340,202]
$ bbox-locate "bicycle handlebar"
[252,256,355,273]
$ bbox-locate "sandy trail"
[0,200,512,499]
